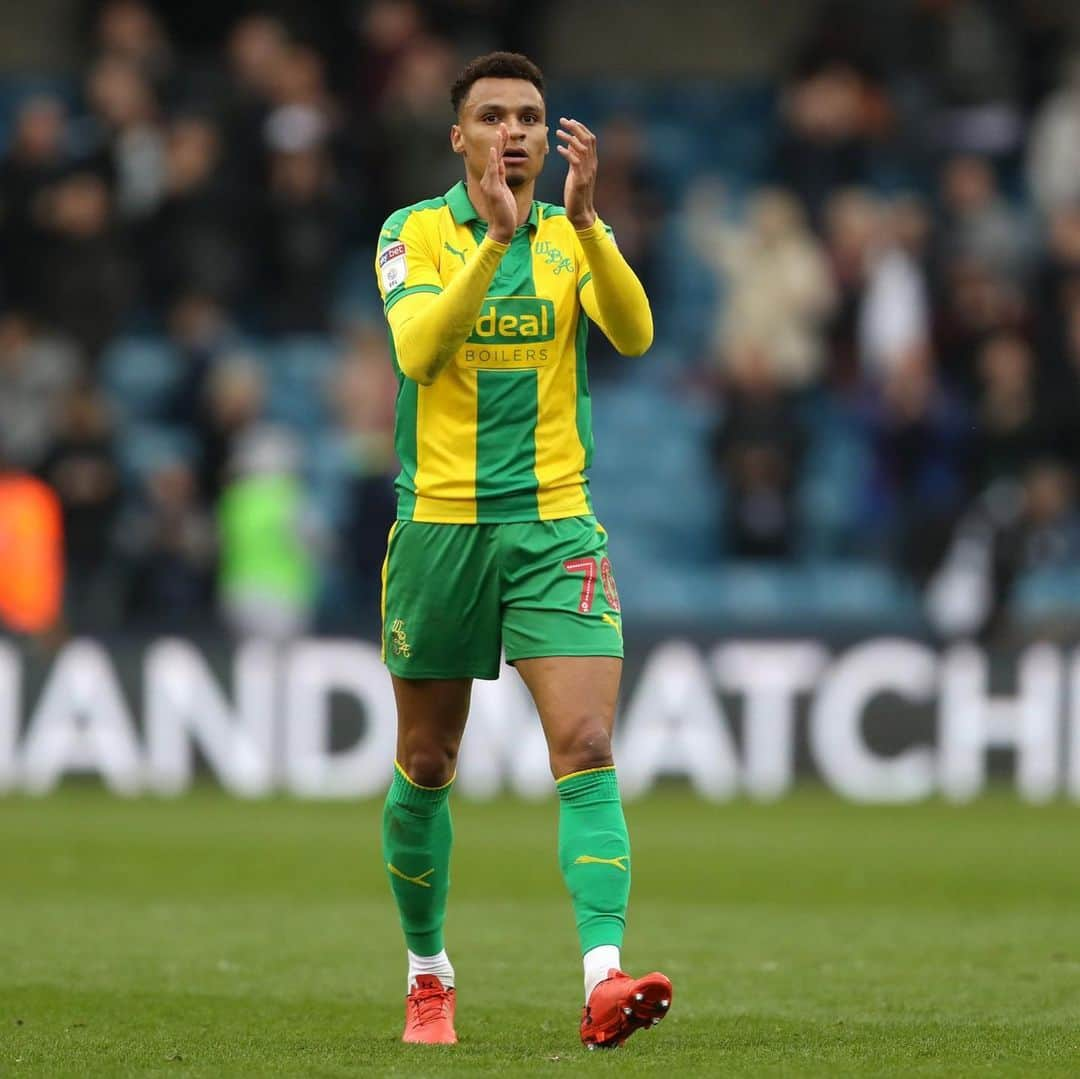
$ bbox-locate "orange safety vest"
[0,473,64,634]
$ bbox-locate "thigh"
[381,521,502,680]
[500,517,625,665]
[392,675,473,786]
[515,655,622,777]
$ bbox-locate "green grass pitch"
[3,787,1080,1077]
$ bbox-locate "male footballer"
[375,51,672,1049]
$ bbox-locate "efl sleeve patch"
[379,242,407,291]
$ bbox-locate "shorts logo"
[390,619,412,658]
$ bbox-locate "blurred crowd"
[1,0,1079,641]
[0,0,525,639]
[687,0,1080,638]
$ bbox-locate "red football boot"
[580,969,673,1049]
[402,974,457,1045]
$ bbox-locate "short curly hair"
[450,51,545,115]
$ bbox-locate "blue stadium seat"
[264,335,339,431]
[303,430,353,530]
[117,423,199,485]
[100,336,182,422]
[1014,569,1080,619]
[333,247,380,325]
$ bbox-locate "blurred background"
[3,0,1080,800]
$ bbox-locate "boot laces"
[409,985,449,1026]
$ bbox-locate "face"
[451,77,548,189]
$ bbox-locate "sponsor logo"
[534,240,573,276]
[443,241,467,266]
[573,854,629,871]
[379,242,406,266]
[379,242,407,291]
[387,863,434,888]
[466,297,556,344]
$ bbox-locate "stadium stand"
[1,0,1078,641]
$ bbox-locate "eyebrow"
[472,102,543,114]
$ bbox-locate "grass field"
[3,788,1080,1077]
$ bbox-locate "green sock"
[557,766,631,954]
[382,763,453,955]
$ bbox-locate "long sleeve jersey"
[375,181,652,523]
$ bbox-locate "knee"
[398,743,458,789]
[551,722,613,778]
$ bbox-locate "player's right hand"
[479,123,517,245]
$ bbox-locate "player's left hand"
[557,117,598,230]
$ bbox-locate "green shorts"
[380,515,624,680]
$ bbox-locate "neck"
[465,174,534,229]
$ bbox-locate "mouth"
[502,148,528,163]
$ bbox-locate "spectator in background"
[711,339,806,559]
[1027,52,1080,214]
[968,331,1054,493]
[935,259,1028,392]
[39,384,123,630]
[1042,302,1080,467]
[0,95,72,308]
[85,56,166,222]
[592,115,666,296]
[260,124,345,334]
[375,35,462,208]
[936,155,1034,288]
[219,14,293,190]
[583,115,667,379]
[860,346,966,576]
[773,60,884,228]
[334,323,398,610]
[928,459,1080,640]
[142,114,249,309]
[161,293,241,434]
[218,425,318,640]
[1033,204,1080,365]
[94,0,174,93]
[0,313,82,471]
[196,354,266,505]
[353,0,427,115]
[266,42,341,136]
[0,448,64,637]
[692,187,836,389]
[856,194,932,382]
[32,171,133,363]
[122,457,216,628]
[916,0,1024,158]
[822,186,878,384]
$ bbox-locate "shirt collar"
[445,181,540,231]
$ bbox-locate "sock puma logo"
[388,862,435,888]
[444,242,467,265]
[574,854,628,872]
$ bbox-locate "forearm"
[389,235,509,384]
[577,221,653,356]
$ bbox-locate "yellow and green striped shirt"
[376,181,648,523]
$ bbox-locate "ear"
[450,123,465,155]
